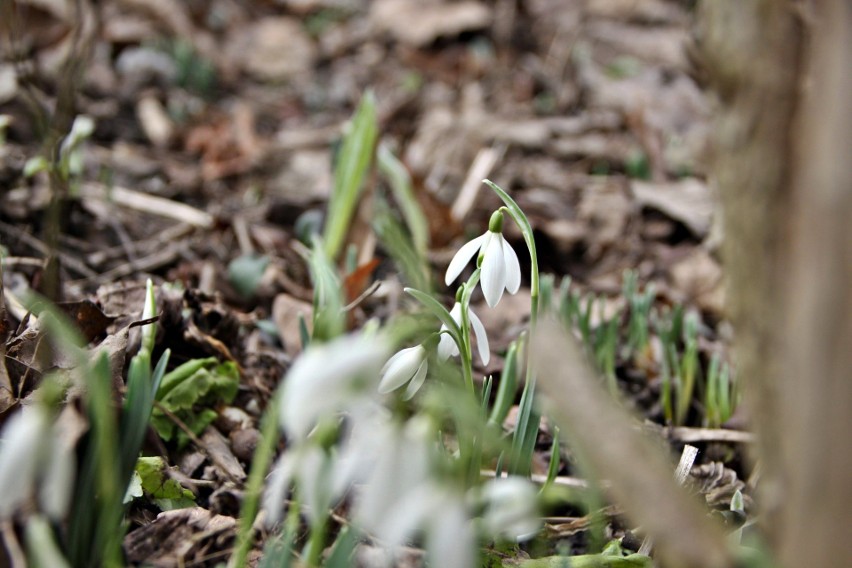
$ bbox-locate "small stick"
[638,444,699,557]
[451,144,506,222]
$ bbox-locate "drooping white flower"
[349,415,433,536]
[445,211,521,307]
[280,333,389,440]
[0,406,50,517]
[263,444,335,526]
[378,345,428,400]
[481,477,541,542]
[438,302,490,365]
[0,404,76,521]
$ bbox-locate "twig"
[0,219,98,278]
[0,520,26,568]
[482,469,593,490]
[80,182,214,229]
[451,144,506,222]
[638,444,699,556]
[665,426,754,444]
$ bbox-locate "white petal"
[445,234,486,286]
[428,497,475,568]
[480,232,507,307]
[437,304,463,360]
[263,453,297,526]
[402,360,428,400]
[437,329,458,360]
[468,308,490,366]
[39,437,75,520]
[298,446,334,526]
[0,407,48,516]
[281,334,388,439]
[378,346,424,393]
[482,477,541,541]
[502,237,522,294]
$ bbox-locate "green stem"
[483,180,542,476]
[459,270,481,396]
[305,514,329,567]
[229,392,283,568]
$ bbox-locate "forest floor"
[0,0,751,566]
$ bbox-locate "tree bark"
[697,1,852,565]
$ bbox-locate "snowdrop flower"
[438,302,490,365]
[263,444,335,526]
[0,404,76,520]
[378,344,428,399]
[347,415,476,568]
[0,406,50,517]
[280,333,389,440]
[445,210,521,307]
[481,477,541,542]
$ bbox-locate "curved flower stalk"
[378,344,429,399]
[445,210,521,307]
[438,301,490,366]
[483,179,543,477]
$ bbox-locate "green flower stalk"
[482,180,542,477]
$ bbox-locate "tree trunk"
[697,1,852,565]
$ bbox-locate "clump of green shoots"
[0,280,170,567]
[546,270,739,427]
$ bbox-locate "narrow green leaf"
[324,92,378,259]
[489,339,519,426]
[230,391,284,568]
[377,142,429,255]
[325,526,360,568]
[373,201,431,291]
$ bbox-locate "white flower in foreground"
[0,406,50,517]
[438,302,490,365]
[481,477,541,542]
[280,333,389,440]
[445,211,521,307]
[263,444,335,526]
[378,345,428,400]
[0,405,75,520]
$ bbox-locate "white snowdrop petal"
[468,308,490,366]
[263,453,297,526]
[0,407,48,516]
[281,334,388,439]
[39,438,76,520]
[481,233,507,307]
[428,499,475,568]
[380,348,408,375]
[403,360,428,400]
[437,330,458,360]
[502,237,522,294]
[482,477,541,541]
[378,346,423,393]
[445,234,486,285]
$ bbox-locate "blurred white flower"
[378,345,428,399]
[346,415,476,568]
[437,302,490,365]
[263,444,334,526]
[445,224,521,307]
[481,477,541,542]
[426,493,475,568]
[0,406,49,517]
[0,405,76,520]
[280,333,389,440]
